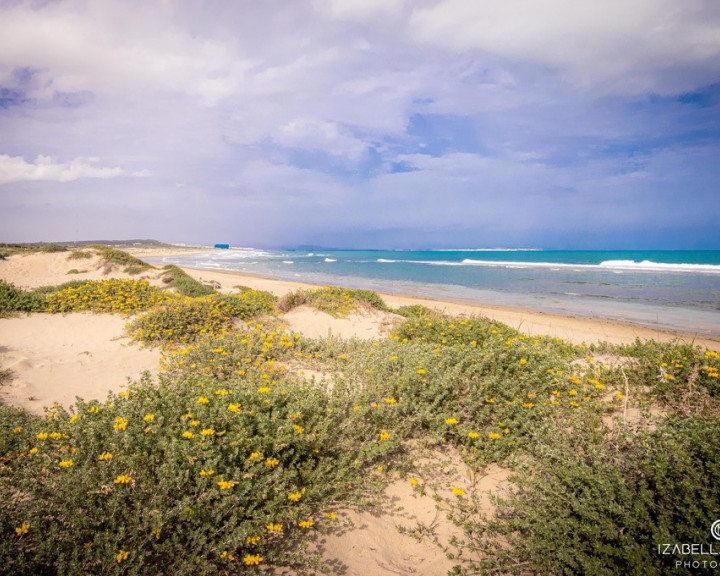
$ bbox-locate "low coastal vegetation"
[1,250,719,574]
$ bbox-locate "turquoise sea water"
[150,249,720,335]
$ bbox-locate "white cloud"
[409,0,720,94]
[273,118,368,160]
[0,154,145,185]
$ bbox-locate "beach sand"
[1,246,718,575]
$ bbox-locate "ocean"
[149,249,720,336]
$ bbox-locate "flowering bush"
[45,279,169,315]
[129,291,277,346]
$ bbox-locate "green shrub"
[39,243,67,253]
[0,368,13,387]
[0,370,399,574]
[464,415,720,575]
[67,250,94,260]
[0,281,47,317]
[300,286,388,317]
[392,304,437,319]
[160,265,215,297]
[92,245,149,268]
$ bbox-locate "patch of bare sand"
[282,305,404,340]
[0,314,160,415]
[295,446,511,576]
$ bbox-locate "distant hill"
[0,239,171,249]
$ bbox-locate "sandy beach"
[1,245,718,575]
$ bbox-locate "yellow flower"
[468,431,479,439]
[98,452,113,461]
[298,518,314,529]
[485,398,495,404]
[217,480,236,490]
[228,403,242,413]
[113,417,128,431]
[267,523,283,533]
[182,431,194,439]
[248,451,262,461]
[89,406,100,414]
[384,397,397,405]
[325,511,337,520]
[200,428,215,436]
[246,535,261,545]
[199,469,215,477]
[416,368,426,375]
[243,554,263,566]
[257,386,271,394]
[59,459,73,468]
[69,415,80,424]
[568,389,577,396]
[288,488,305,502]
[488,432,501,439]
[114,474,132,484]
[116,549,129,563]
[29,447,38,454]
[265,458,280,469]
[197,397,210,405]
[379,429,391,441]
[663,373,675,381]
[452,486,465,497]
[293,424,305,434]
[445,418,459,425]
[143,414,155,422]
[189,420,200,427]
[15,521,30,536]
[12,426,22,433]
[409,477,419,486]
[49,432,62,440]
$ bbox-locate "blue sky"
[1,0,719,249]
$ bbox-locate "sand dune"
[1,247,717,575]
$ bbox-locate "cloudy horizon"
[1,0,719,249]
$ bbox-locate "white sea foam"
[373,257,720,274]
[598,260,720,273]
[324,258,337,263]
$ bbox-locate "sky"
[1,0,719,250]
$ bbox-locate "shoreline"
[173,264,720,351]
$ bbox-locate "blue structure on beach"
[214,244,230,249]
